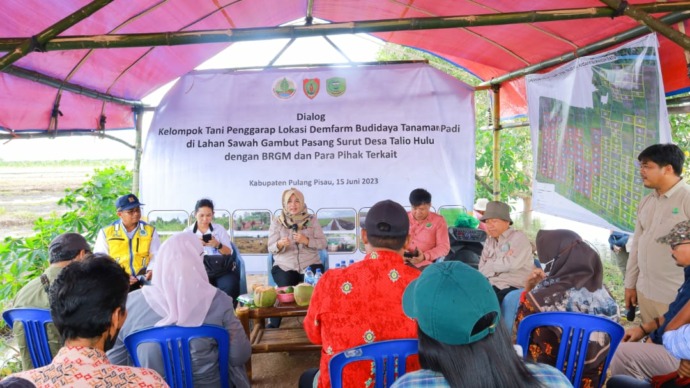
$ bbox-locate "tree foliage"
[376,43,532,203]
[670,113,690,174]
[0,165,132,309]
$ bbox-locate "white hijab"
[142,232,217,327]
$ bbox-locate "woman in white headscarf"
[107,232,251,388]
[268,187,327,287]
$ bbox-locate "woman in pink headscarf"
[107,232,251,388]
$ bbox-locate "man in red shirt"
[301,200,421,388]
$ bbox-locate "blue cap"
[115,193,144,211]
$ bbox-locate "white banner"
[527,34,671,233]
[141,63,475,271]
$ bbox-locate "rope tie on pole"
[50,103,62,136]
[611,1,629,18]
[28,35,47,53]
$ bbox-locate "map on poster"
[527,34,671,232]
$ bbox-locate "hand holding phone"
[202,234,212,243]
[403,249,419,259]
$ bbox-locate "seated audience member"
[11,233,90,371]
[474,197,489,231]
[300,200,421,388]
[609,220,690,382]
[608,311,690,388]
[392,261,572,388]
[108,232,250,388]
[405,188,450,269]
[94,193,161,291]
[478,201,534,303]
[444,212,484,268]
[0,254,167,387]
[513,229,618,387]
[184,198,240,303]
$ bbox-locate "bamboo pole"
[492,85,501,201]
[3,65,142,107]
[0,0,114,70]
[132,107,143,195]
[600,0,690,51]
[1,2,689,52]
[477,10,690,88]
[0,130,135,148]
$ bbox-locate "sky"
[0,29,384,162]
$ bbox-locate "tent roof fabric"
[1,0,689,132]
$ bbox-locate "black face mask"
[104,327,121,352]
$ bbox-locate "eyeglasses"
[121,207,141,215]
[671,242,690,250]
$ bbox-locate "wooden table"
[236,302,320,380]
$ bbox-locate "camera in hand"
[202,234,212,243]
[404,249,419,259]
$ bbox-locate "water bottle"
[349,259,355,267]
[341,260,346,268]
[314,268,323,285]
[304,266,315,285]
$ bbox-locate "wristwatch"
[217,242,223,250]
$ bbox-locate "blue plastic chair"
[516,311,624,388]
[124,324,230,388]
[267,249,329,286]
[231,242,247,295]
[329,339,418,388]
[2,308,54,368]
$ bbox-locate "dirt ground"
[247,274,321,388]
[0,165,93,239]
[0,164,320,387]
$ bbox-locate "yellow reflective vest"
[102,221,155,275]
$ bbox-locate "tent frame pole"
[491,84,501,201]
[0,0,114,70]
[477,10,690,88]
[1,2,689,52]
[132,107,144,195]
[600,0,690,51]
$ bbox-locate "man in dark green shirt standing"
[12,232,90,370]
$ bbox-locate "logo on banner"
[303,78,320,99]
[272,77,297,99]
[326,77,346,97]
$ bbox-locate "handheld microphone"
[291,224,302,271]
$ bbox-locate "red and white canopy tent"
[2,0,690,192]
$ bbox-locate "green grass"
[603,259,625,309]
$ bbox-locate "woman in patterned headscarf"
[513,229,619,388]
[268,187,327,289]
